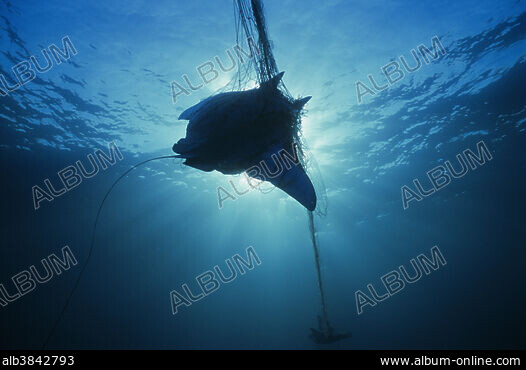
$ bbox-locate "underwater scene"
[0,0,525,351]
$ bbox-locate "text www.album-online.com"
[379,356,520,366]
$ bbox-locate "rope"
[43,155,179,349]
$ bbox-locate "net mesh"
[231,0,333,336]
[230,0,327,216]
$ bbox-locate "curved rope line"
[43,155,178,349]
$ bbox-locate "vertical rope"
[233,0,291,95]
[308,210,329,329]
[233,0,337,338]
[250,0,278,82]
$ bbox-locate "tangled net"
[230,0,327,216]
[228,0,346,343]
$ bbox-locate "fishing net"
[230,0,328,216]
[45,0,338,349]
[230,0,345,342]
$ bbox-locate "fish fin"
[294,96,312,110]
[184,159,215,172]
[247,144,316,211]
[172,139,200,157]
[178,95,216,120]
[260,71,285,91]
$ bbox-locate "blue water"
[0,0,525,349]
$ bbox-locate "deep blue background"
[0,0,525,349]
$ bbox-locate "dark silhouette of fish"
[173,72,316,211]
